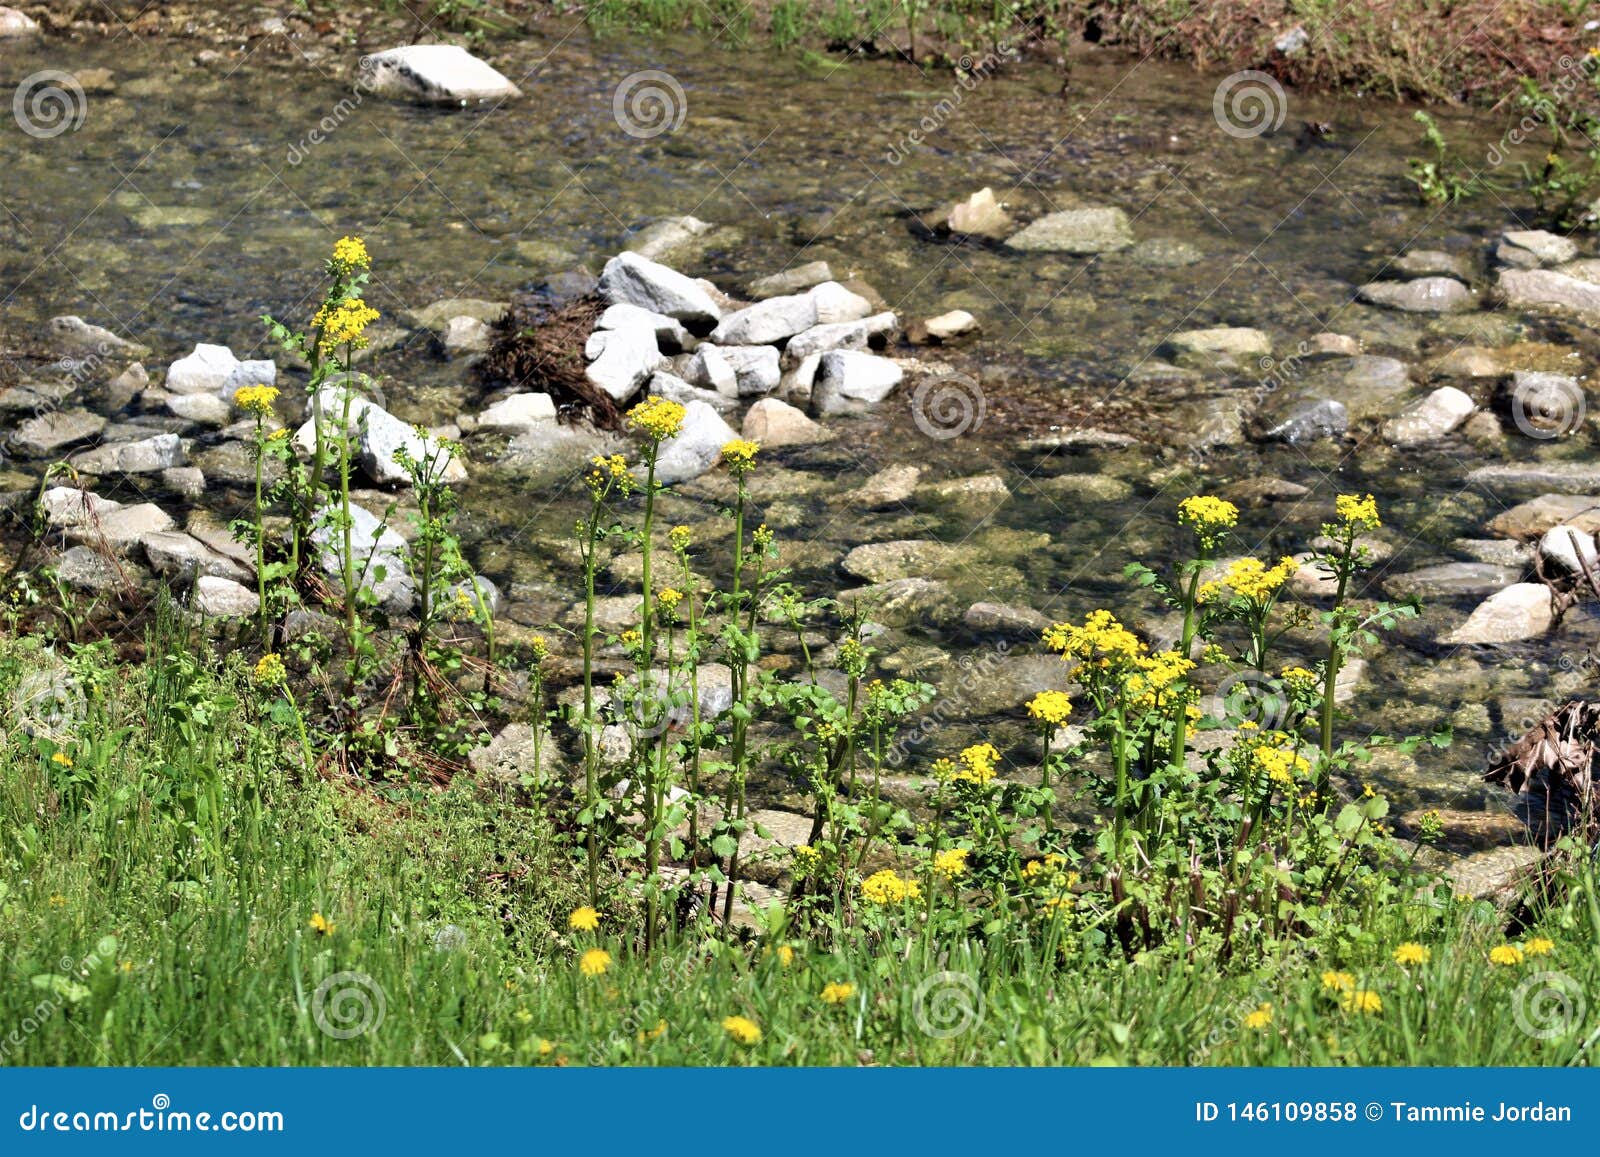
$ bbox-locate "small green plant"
[1405,111,1485,205]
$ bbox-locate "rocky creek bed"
[4,19,1600,897]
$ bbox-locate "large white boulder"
[599,252,721,326]
[359,45,522,104]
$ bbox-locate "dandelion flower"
[1243,1003,1273,1030]
[1341,989,1382,1015]
[627,396,687,440]
[579,948,612,977]
[721,1014,761,1045]
[309,912,335,937]
[1026,689,1073,726]
[768,944,796,968]
[50,751,72,768]
[1320,970,1355,993]
[1393,943,1429,966]
[1489,944,1525,967]
[820,982,856,1005]
[568,906,600,932]
[1524,937,1555,958]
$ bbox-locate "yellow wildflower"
[329,235,370,272]
[1026,689,1073,726]
[579,948,612,977]
[721,438,760,475]
[309,912,335,937]
[1219,556,1297,602]
[769,944,796,968]
[568,906,600,932]
[253,653,287,686]
[233,384,280,417]
[1341,989,1382,1015]
[657,587,683,613]
[722,1014,761,1045]
[1393,943,1429,966]
[1178,494,1240,547]
[47,894,66,908]
[820,982,856,1005]
[636,1018,667,1043]
[1280,666,1318,695]
[627,395,687,440]
[1334,493,1381,531]
[933,742,1001,786]
[1320,970,1355,993]
[50,751,72,768]
[933,847,969,879]
[1043,609,1145,669]
[669,524,692,551]
[1251,733,1310,784]
[860,869,921,905]
[1524,937,1555,957]
[313,297,380,351]
[1490,944,1525,966]
[751,523,774,550]
[529,635,550,662]
[1243,1003,1273,1031]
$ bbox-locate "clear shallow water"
[2,26,1596,829]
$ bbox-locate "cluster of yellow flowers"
[1280,666,1319,696]
[860,869,921,905]
[1178,494,1240,547]
[932,847,969,880]
[1243,1003,1273,1031]
[669,524,692,551]
[233,384,279,418]
[721,438,760,475]
[1199,556,1297,604]
[1025,689,1073,726]
[586,453,634,499]
[1043,609,1144,669]
[722,1014,761,1045]
[933,742,1000,786]
[51,751,72,768]
[1490,939,1553,966]
[627,395,687,440]
[329,235,370,273]
[1335,493,1381,531]
[309,912,335,937]
[314,297,380,351]
[1123,650,1196,712]
[1249,732,1311,784]
[253,653,287,686]
[819,982,856,1005]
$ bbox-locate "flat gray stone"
[1005,207,1134,254]
[359,44,521,104]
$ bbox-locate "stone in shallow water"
[1382,562,1522,601]
[12,409,105,457]
[311,502,414,614]
[56,546,129,594]
[943,187,1012,238]
[1128,237,1202,267]
[1496,266,1600,320]
[1469,461,1600,494]
[359,45,522,104]
[599,252,721,326]
[583,324,663,403]
[1380,385,1475,446]
[1250,393,1348,444]
[837,577,959,627]
[71,433,185,475]
[141,530,252,585]
[742,397,830,446]
[1488,494,1600,540]
[1441,583,1554,644]
[1495,229,1578,269]
[166,343,275,397]
[1357,277,1474,313]
[963,601,1051,637]
[748,260,833,299]
[476,392,555,434]
[625,215,714,263]
[709,294,817,346]
[1538,524,1600,574]
[191,576,260,618]
[845,464,920,509]
[651,400,738,485]
[48,316,149,362]
[1392,249,1473,279]
[1166,326,1271,358]
[1004,207,1133,254]
[811,351,901,414]
[808,281,874,325]
[839,540,968,583]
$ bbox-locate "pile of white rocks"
[558,250,910,482]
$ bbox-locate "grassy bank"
[1,617,1596,1066]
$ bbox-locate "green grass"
[2,619,1596,1067]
